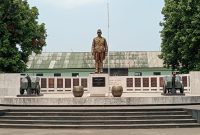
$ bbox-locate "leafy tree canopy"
[0,0,47,73]
[160,0,200,73]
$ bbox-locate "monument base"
[89,94,106,97]
[89,73,109,97]
[161,93,185,96]
[17,94,44,97]
[1,95,200,106]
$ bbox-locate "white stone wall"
[0,74,20,97]
[190,71,200,94]
[39,75,191,94]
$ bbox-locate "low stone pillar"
[190,71,200,94]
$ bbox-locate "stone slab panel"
[0,74,20,96]
[190,71,200,94]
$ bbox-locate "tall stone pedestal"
[89,73,109,97]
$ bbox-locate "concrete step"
[0,119,197,125]
[0,107,198,129]
[3,108,185,112]
[0,115,192,120]
[0,123,199,129]
[3,111,188,116]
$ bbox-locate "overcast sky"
[27,0,164,52]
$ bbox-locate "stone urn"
[111,86,123,97]
[73,86,84,97]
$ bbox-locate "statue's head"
[172,72,176,76]
[97,29,102,36]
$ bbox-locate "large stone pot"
[111,86,123,97]
[73,86,84,97]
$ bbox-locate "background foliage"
[160,0,200,73]
[0,0,46,73]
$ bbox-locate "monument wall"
[190,71,200,95]
[0,74,20,96]
[38,75,190,94]
[0,73,194,96]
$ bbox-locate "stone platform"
[0,94,200,106]
[16,94,44,97]
[161,93,186,96]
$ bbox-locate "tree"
[160,0,200,73]
[0,0,47,73]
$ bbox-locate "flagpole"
[107,0,110,96]
[107,0,110,76]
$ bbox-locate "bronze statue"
[91,29,108,73]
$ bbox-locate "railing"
[38,74,190,94]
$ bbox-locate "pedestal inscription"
[92,77,105,87]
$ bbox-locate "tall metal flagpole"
[107,0,110,76]
[107,0,110,96]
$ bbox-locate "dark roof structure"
[27,51,163,69]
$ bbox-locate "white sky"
[27,0,164,52]
[39,0,105,9]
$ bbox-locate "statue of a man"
[91,29,108,73]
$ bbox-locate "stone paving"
[0,104,199,110]
[0,128,200,135]
[0,104,200,111]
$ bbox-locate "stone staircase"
[0,107,199,129]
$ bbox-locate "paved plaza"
[0,128,200,135]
